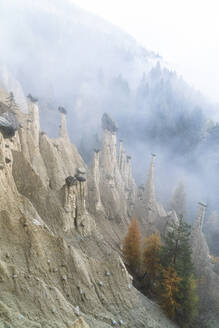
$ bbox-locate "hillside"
[0,88,182,328]
[0,86,219,327]
[1,1,219,223]
[0,2,219,325]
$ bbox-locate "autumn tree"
[142,233,161,293]
[160,266,181,319]
[123,217,142,275]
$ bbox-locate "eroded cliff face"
[0,93,178,328]
[190,203,219,326]
[87,114,138,249]
[134,154,171,237]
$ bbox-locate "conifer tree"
[161,216,191,271]
[123,217,142,275]
[180,274,198,326]
[160,266,181,319]
[160,216,198,327]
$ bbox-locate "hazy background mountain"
[1,0,219,254]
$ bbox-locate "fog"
[72,0,219,104]
[0,0,219,239]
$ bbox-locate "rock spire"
[59,107,68,138]
[193,202,207,233]
[143,154,156,212]
[91,149,104,212]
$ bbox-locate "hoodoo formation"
[1,2,219,327]
[0,88,218,328]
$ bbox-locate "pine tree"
[160,216,198,327]
[161,216,192,272]
[180,274,198,327]
[123,217,142,275]
[142,233,161,293]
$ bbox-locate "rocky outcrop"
[87,113,137,227]
[100,126,118,178]
[18,99,49,186]
[63,172,94,236]
[118,140,136,214]
[190,202,219,326]
[0,91,178,328]
[143,154,157,216]
[39,111,85,191]
[90,150,104,213]
[134,154,168,236]
[59,110,68,139]
[191,202,209,271]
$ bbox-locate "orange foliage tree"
[143,233,161,292]
[123,217,142,274]
[160,266,182,319]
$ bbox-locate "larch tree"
[142,233,161,293]
[160,266,182,319]
[123,217,142,275]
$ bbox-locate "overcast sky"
[71,0,219,103]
